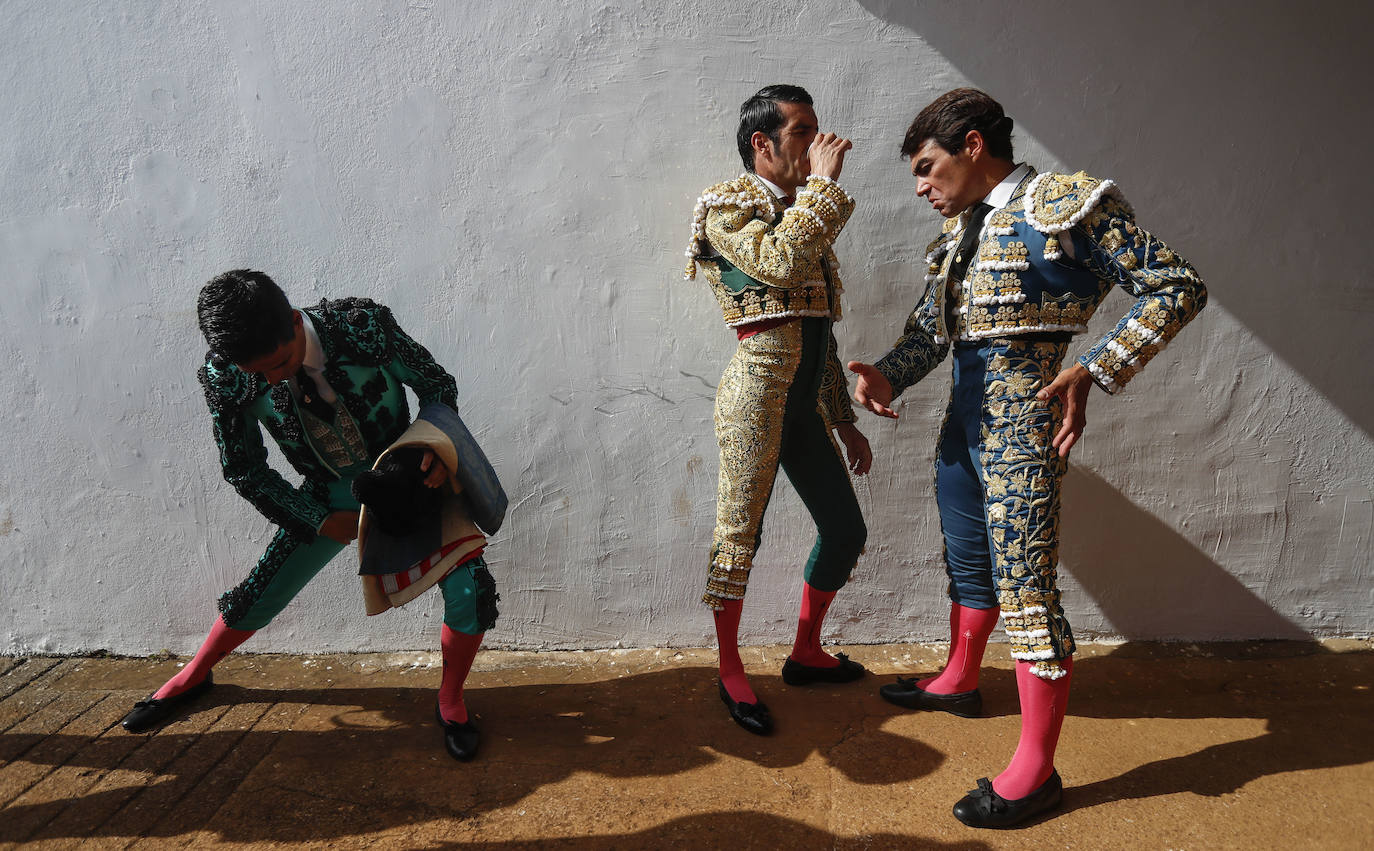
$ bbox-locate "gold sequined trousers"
[704,318,866,609]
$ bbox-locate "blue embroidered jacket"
[875,168,1207,395]
[197,298,458,540]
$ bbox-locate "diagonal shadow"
[1059,466,1309,640]
[426,811,994,849]
[1056,643,1374,814]
[3,649,1370,841]
[0,668,941,844]
[855,0,1374,437]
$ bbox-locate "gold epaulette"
[1023,171,1131,235]
[683,174,778,279]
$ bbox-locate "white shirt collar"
[753,173,788,200]
[982,162,1032,211]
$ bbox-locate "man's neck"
[977,159,1017,201]
[753,169,798,198]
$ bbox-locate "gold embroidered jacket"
[684,172,858,425]
[874,168,1206,396]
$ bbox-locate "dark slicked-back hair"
[736,84,813,171]
[901,88,1014,161]
[197,269,295,364]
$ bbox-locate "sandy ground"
[1,640,1372,849]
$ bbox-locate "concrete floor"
[1,640,1371,849]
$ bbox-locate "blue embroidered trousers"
[935,338,1076,678]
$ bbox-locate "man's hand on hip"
[848,361,898,419]
[1037,363,1093,458]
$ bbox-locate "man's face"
[753,102,819,192]
[910,138,979,217]
[235,311,307,385]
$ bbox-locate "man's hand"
[848,361,898,419]
[835,422,872,476]
[1036,363,1094,458]
[418,449,450,488]
[320,510,360,545]
[808,133,853,181]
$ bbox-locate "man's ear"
[751,130,773,164]
[963,129,985,161]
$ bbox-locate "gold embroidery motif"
[978,339,1076,673]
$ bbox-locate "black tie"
[295,369,335,423]
[944,202,993,335]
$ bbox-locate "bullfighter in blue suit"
[849,89,1207,828]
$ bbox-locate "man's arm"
[853,265,951,416]
[1036,182,1207,456]
[374,305,460,411]
[201,363,331,539]
[373,305,458,485]
[1070,193,1208,394]
[819,328,858,427]
[705,176,855,287]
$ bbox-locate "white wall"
[2,0,1369,655]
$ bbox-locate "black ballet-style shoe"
[952,771,1063,829]
[121,673,215,733]
[435,704,481,762]
[780,652,867,686]
[878,676,983,717]
[718,680,773,735]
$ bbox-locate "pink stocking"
[439,625,483,724]
[993,657,1073,800]
[713,598,757,704]
[789,582,840,668]
[153,616,253,700]
[918,603,1000,694]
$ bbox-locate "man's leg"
[707,326,800,708]
[955,338,1075,825]
[436,557,499,724]
[918,603,1000,694]
[434,557,499,761]
[778,406,866,671]
[152,616,253,700]
[882,347,999,713]
[123,525,346,732]
[995,658,1073,798]
[922,411,1000,694]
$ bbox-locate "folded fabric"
[357,403,506,615]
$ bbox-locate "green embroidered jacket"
[197,298,458,540]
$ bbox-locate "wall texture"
[2,0,1369,655]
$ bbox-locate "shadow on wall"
[1060,466,1309,640]
[857,0,1374,437]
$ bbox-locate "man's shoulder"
[198,356,264,414]
[307,297,398,366]
[697,173,775,223]
[1023,170,1132,234]
[306,296,390,331]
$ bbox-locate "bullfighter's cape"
[358,403,507,615]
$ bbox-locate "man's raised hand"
[809,133,853,180]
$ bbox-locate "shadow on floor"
[2,646,1369,844]
[1,665,938,844]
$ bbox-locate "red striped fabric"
[380,535,486,595]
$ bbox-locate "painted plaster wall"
[1,0,1369,655]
